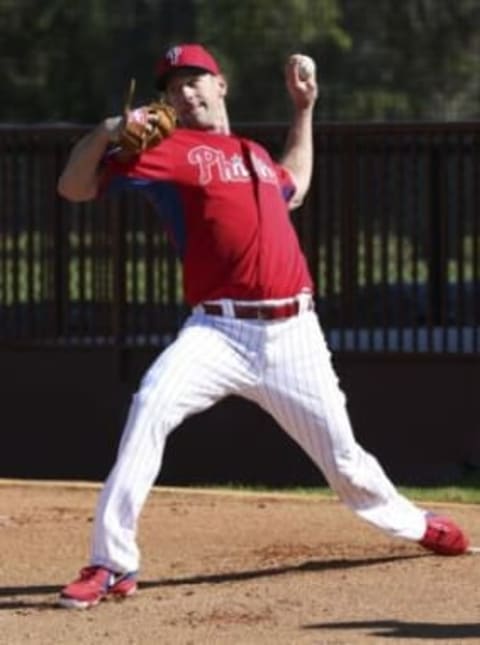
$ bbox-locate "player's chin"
[180,111,211,130]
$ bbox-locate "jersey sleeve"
[96,150,123,196]
[97,149,147,197]
[97,144,174,197]
[274,163,297,204]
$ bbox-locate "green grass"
[397,485,480,504]
[187,470,480,505]
[397,468,480,504]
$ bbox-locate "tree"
[194,0,349,121]
[1,0,480,123]
[1,1,113,121]
[328,0,480,120]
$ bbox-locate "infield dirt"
[0,481,479,644]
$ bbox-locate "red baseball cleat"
[58,566,137,609]
[419,514,469,556]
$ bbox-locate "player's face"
[165,72,227,131]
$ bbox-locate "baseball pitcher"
[56,43,469,609]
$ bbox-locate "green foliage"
[1,0,480,122]
[329,0,480,120]
[194,0,348,120]
[1,1,113,121]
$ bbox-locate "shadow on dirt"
[0,552,426,611]
[303,619,480,640]
[139,552,426,589]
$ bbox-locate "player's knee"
[331,446,384,490]
[330,449,362,481]
[133,388,187,436]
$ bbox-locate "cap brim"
[156,66,214,91]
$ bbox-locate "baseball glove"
[116,78,177,154]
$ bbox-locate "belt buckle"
[257,307,268,320]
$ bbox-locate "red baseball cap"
[155,44,221,90]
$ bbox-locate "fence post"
[427,141,447,326]
[110,198,128,382]
[340,130,357,328]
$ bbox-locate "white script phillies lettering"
[188,146,277,186]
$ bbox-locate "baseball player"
[56,44,469,609]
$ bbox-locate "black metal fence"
[1,122,479,353]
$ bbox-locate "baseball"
[297,55,316,81]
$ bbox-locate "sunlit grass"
[187,471,480,505]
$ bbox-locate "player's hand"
[103,108,158,145]
[104,115,125,143]
[103,108,163,145]
[285,54,318,111]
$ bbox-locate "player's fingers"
[147,113,159,127]
[144,122,156,136]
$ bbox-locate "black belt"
[201,298,313,320]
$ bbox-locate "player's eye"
[185,76,201,88]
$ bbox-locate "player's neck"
[209,104,230,135]
[210,122,230,135]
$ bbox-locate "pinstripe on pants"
[91,308,427,573]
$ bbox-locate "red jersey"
[101,129,313,305]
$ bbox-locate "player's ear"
[217,74,228,97]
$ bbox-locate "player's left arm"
[280,54,318,210]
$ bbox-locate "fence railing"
[1,122,479,353]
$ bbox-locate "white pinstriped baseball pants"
[90,306,428,573]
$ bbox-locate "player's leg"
[91,315,258,572]
[60,314,257,607]
[250,311,468,548]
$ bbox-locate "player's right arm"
[57,117,122,202]
[280,55,318,210]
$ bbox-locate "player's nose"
[175,80,196,99]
